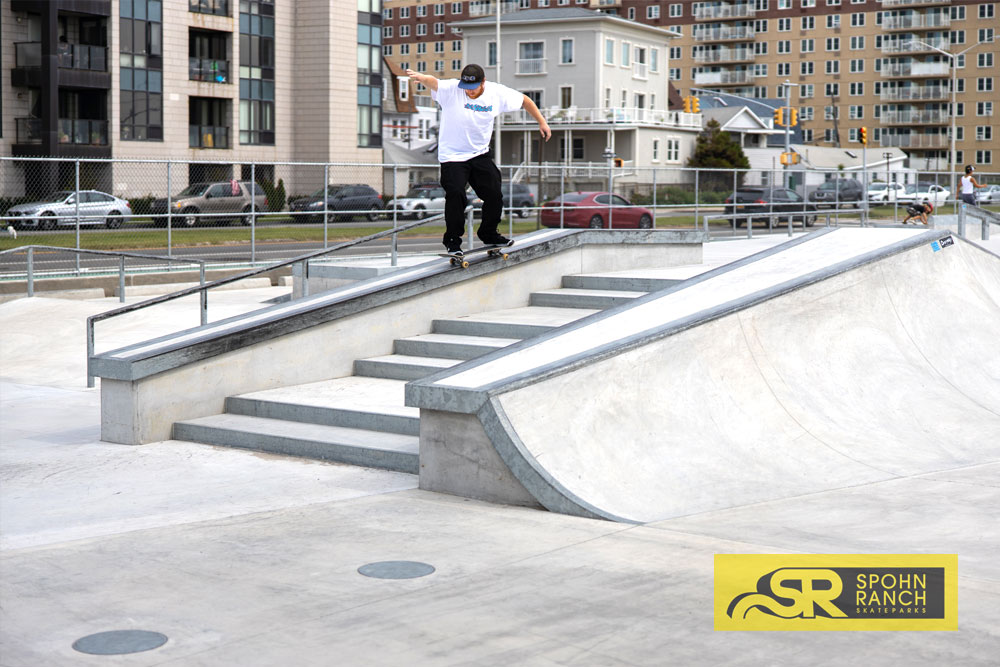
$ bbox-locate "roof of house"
[790,145,908,170]
[383,57,416,115]
[702,106,780,135]
[382,141,439,167]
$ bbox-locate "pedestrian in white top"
[957,165,985,206]
[405,64,551,255]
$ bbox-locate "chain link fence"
[2,156,998,277]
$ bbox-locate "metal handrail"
[85,211,450,387]
[959,202,1000,241]
[0,245,206,302]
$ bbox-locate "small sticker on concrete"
[932,236,955,253]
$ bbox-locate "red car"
[540,192,654,229]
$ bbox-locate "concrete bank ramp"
[407,228,1000,523]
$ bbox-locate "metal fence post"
[75,160,81,273]
[560,166,565,228]
[119,255,126,303]
[958,203,965,238]
[166,161,173,261]
[466,204,474,248]
[27,247,34,297]
[391,164,398,266]
[200,263,208,326]
[86,320,94,389]
[652,167,658,228]
[323,163,329,249]
[694,169,700,232]
[251,162,256,265]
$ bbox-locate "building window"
[670,3,682,17]
[452,2,463,12]
[801,106,814,121]
[850,36,865,50]
[399,25,410,38]
[978,53,994,68]
[355,1,381,148]
[755,19,769,33]
[849,82,863,96]
[850,59,864,73]
[951,5,966,20]
[120,0,164,141]
[400,7,409,18]
[802,0,815,6]
[416,5,426,17]
[416,24,427,36]
[650,48,659,73]
[826,38,840,52]
[778,41,791,54]
[488,41,496,66]
[977,126,993,141]
[754,63,768,77]
[980,4,995,18]
[851,13,865,27]
[778,18,791,31]
[779,0,792,8]
[417,43,427,55]
[189,97,229,148]
[801,39,815,53]
[605,38,614,65]
[826,60,840,74]
[434,22,444,35]
[801,16,814,30]
[558,136,584,160]
[979,29,995,43]
[652,139,659,161]
[979,78,995,92]
[755,42,769,55]
[800,84,814,98]
[778,62,790,76]
[434,41,445,53]
[669,68,681,80]
[849,105,863,119]
[802,128,814,142]
[239,0,275,145]
[561,38,574,65]
[825,82,840,97]
[976,150,993,164]
[827,0,841,5]
[801,61,814,76]
[848,128,858,142]
[648,5,660,19]
[191,0,228,17]
[435,3,445,16]
[621,42,631,67]
[827,15,841,28]
[666,138,680,162]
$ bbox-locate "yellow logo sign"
[715,554,957,631]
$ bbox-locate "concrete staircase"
[172,272,682,472]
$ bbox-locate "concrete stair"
[171,270,674,472]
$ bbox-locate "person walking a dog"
[405,64,551,256]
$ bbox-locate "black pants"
[961,193,976,205]
[439,153,503,249]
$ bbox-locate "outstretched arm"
[405,69,439,91]
[521,95,552,142]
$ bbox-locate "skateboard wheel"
[501,253,509,260]
[461,260,470,268]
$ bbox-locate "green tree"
[686,119,751,191]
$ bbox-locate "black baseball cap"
[458,64,485,90]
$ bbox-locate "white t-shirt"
[961,175,974,194]
[432,79,524,163]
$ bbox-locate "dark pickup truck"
[725,187,818,227]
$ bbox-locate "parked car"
[897,183,950,206]
[975,184,1000,204]
[540,192,654,229]
[388,186,446,219]
[288,184,384,222]
[867,182,907,203]
[808,179,865,208]
[725,187,817,227]
[7,190,132,230]
[151,181,266,227]
[466,182,536,218]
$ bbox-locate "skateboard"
[439,242,514,268]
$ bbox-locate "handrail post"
[86,318,95,388]
[200,264,207,325]
[75,160,81,274]
[27,247,34,297]
[301,260,310,297]
[119,255,126,302]
[391,164,398,267]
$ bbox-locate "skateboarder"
[404,64,551,256]
[957,165,986,205]
[902,201,933,225]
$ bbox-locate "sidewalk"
[2,236,997,665]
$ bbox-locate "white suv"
[388,186,446,220]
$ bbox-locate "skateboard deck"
[439,242,514,268]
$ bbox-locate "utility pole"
[828,93,841,148]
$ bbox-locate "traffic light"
[613,157,624,167]
[691,96,700,113]
[789,107,798,127]
[683,96,692,113]
[859,126,868,145]
[774,107,785,127]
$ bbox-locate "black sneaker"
[478,233,513,247]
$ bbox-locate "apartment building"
[383,0,999,170]
[1,0,383,197]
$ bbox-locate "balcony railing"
[190,0,229,16]
[59,119,109,145]
[509,106,702,129]
[15,42,107,71]
[881,37,950,54]
[515,58,545,75]
[694,70,754,85]
[190,125,230,149]
[880,85,950,101]
[879,133,949,148]
[881,109,950,125]
[633,62,648,79]
[694,47,755,63]
[693,26,755,42]
[189,58,230,83]
[693,4,756,20]
[882,0,951,7]
[880,61,951,77]
[883,14,951,30]
[470,0,522,16]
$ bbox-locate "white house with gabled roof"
[450,8,701,195]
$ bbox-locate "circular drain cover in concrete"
[358,561,435,579]
[72,630,168,655]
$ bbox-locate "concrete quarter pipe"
[411,229,1000,523]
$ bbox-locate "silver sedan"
[975,184,1000,204]
[6,190,132,230]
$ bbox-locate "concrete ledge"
[116,277,273,297]
[0,288,106,303]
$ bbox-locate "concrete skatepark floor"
[2,237,998,665]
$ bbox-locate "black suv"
[808,179,864,208]
[725,187,817,227]
[289,184,384,222]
